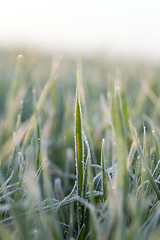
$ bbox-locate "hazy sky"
[0,0,160,58]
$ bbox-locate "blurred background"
[1,0,160,171]
[1,2,160,239]
[0,0,160,60]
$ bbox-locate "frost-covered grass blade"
[74,59,84,197]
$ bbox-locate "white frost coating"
[74,64,84,195]
[82,131,92,196]
[18,152,24,165]
[135,156,141,185]
[18,152,24,176]
[0,170,14,193]
[153,159,160,176]
[101,138,106,168]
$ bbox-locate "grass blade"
[101,139,107,201]
[74,58,84,197]
[129,120,160,200]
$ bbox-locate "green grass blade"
[129,120,160,200]
[111,82,128,218]
[74,58,84,197]
[82,132,91,199]
[77,224,85,240]
[101,139,107,201]
[33,89,41,171]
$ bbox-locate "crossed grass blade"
[0,59,61,165]
[129,120,160,200]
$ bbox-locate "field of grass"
[1,49,160,239]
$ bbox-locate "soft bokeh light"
[0,0,160,59]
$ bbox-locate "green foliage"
[1,51,160,239]
[75,59,84,197]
